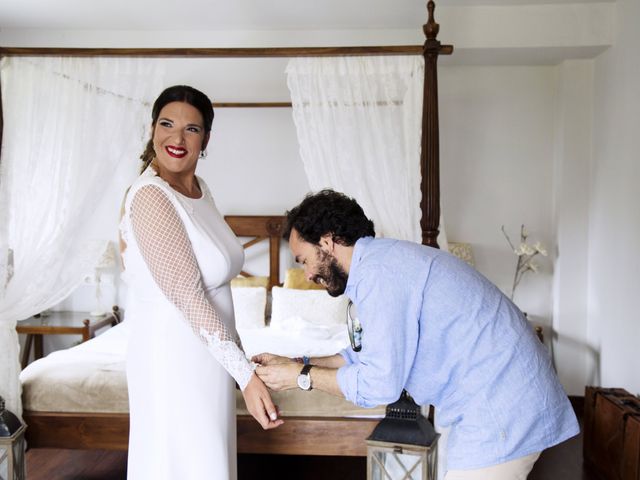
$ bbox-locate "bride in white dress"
[120,85,283,480]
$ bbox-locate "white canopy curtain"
[0,56,163,415]
[286,55,447,245]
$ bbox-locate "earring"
[199,150,208,159]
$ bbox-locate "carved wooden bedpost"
[420,1,453,248]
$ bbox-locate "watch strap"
[300,364,313,375]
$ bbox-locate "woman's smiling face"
[152,101,209,175]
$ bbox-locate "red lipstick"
[165,145,187,158]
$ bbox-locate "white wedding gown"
[120,167,252,480]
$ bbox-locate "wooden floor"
[25,434,596,480]
[25,404,597,480]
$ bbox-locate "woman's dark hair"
[139,85,214,173]
[283,189,375,246]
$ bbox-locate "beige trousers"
[444,452,541,480]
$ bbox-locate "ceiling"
[0,0,612,31]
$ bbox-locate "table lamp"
[90,241,116,317]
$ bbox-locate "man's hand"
[251,352,296,366]
[241,373,284,430]
[256,363,300,391]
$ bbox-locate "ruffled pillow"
[270,286,348,331]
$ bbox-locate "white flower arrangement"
[501,224,548,300]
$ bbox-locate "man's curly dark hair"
[283,189,375,246]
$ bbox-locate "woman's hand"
[251,352,295,366]
[241,373,284,430]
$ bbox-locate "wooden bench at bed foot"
[23,412,379,457]
[237,416,379,456]
[23,412,130,451]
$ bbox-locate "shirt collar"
[345,236,374,298]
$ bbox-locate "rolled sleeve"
[337,362,403,408]
[339,346,357,365]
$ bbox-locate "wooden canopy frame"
[2,0,452,457]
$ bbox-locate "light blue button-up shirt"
[336,237,579,470]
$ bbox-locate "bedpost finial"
[423,1,440,41]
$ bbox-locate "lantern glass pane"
[370,449,426,480]
[12,439,25,479]
[386,451,423,480]
[0,445,8,480]
[370,450,392,480]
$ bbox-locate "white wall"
[440,66,557,330]
[589,0,640,395]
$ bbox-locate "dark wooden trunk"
[584,386,640,480]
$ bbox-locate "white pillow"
[231,287,267,329]
[270,286,349,330]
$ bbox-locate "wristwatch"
[297,364,313,391]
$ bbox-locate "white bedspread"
[20,323,130,413]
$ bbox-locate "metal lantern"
[366,391,439,480]
[0,396,26,480]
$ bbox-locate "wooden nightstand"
[17,305,121,369]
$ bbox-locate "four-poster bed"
[1,1,452,457]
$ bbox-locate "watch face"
[297,374,311,390]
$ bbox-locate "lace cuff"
[200,329,255,390]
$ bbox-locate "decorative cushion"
[283,268,325,290]
[270,287,348,331]
[231,286,267,329]
[230,275,270,288]
[448,242,475,267]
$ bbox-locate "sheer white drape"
[287,55,433,243]
[0,56,163,415]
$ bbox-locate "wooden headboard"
[225,215,285,290]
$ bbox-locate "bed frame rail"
[23,412,378,456]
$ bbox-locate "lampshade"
[90,241,117,317]
[96,241,117,270]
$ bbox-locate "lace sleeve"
[129,184,254,390]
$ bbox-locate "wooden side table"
[16,305,121,369]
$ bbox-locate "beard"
[313,249,349,297]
